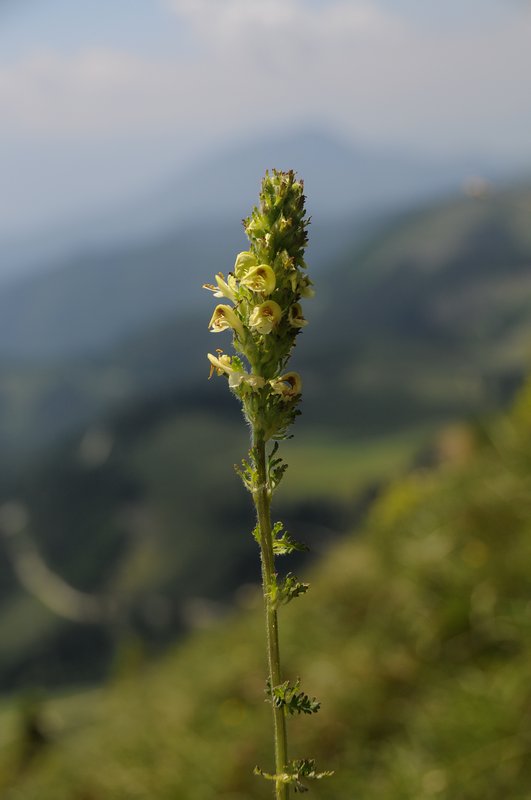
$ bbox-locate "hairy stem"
[253,428,289,800]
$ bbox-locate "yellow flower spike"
[248,300,283,335]
[288,303,308,328]
[240,265,276,295]
[234,251,258,278]
[208,304,244,338]
[204,172,331,790]
[270,372,302,400]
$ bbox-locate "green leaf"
[268,443,289,490]
[266,678,321,716]
[254,758,333,793]
[234,451,257,492]
[271,521,308,556]
[277,572,309,606]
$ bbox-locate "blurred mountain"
[0,129,506,357]
[113,129,496,234]
[0,215,367,360]
[3,128,501,274]
[0,182,530,456]
[306,183,531,434]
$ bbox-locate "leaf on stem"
[277,572,309,605]
[268,442,288,490]
[234,455,256,492]
[271,521,308,556]
[254,758,333,793]
[266,678,321,716]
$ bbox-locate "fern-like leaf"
[266,678,321,716]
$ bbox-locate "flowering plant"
[204,170,331,797]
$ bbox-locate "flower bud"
[289,272,314,298]
[208,304,244,338]
[299,276,315,299]
[249,300,282,335]
[245,215,267,238]
[241,265,276,295]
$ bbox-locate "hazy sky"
[1,0,530,239]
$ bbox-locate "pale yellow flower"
[207,351,233,377]
[208,304,244,338]
[207,353,264,391]
[207,352,243,388]
[248,300,282,335]
[288,303,308,328]
[234,251,258,278]
[240,265,276,295]
[203,272,237,302]
[270,372,302,399]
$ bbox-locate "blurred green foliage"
[2,378,530,799]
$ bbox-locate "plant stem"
[253,428,289,800]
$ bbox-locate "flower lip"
[207,352,265,391]
[248,300,283,335]
[208,304,244,338]
[270,372,302,399]
[240,264,276,295]
[202,273,237,302]
[207,351,233,378]
[234,251,258,278]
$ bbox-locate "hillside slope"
[306,183,531,435]
[2,379,530,799]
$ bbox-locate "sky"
[1,0,531,241]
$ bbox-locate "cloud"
[164,0,400,40]
[1,0,530,239]
[163,0,405,71]
[0,48,178,136]
[0,0,530,160]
